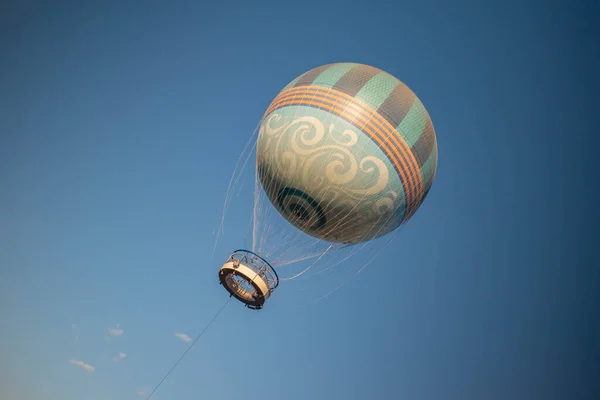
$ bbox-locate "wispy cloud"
[175,332,192,343]
[114,352,127,361]
[108,325,124,337]
[69,359,95,372]
[136,388,148,397]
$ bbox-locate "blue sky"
[0,0,597,399]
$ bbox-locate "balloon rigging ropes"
[144,297,232,400]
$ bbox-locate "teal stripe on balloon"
[355,72,399,111]
[312,63,358,88]
[396,98,428,147]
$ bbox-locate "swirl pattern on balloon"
[257,109,404,243]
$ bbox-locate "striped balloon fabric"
[256,63,438,244]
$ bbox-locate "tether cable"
[145,297,232,399]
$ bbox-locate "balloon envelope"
[257,63,438,244]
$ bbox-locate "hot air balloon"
[218,62,438,309]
